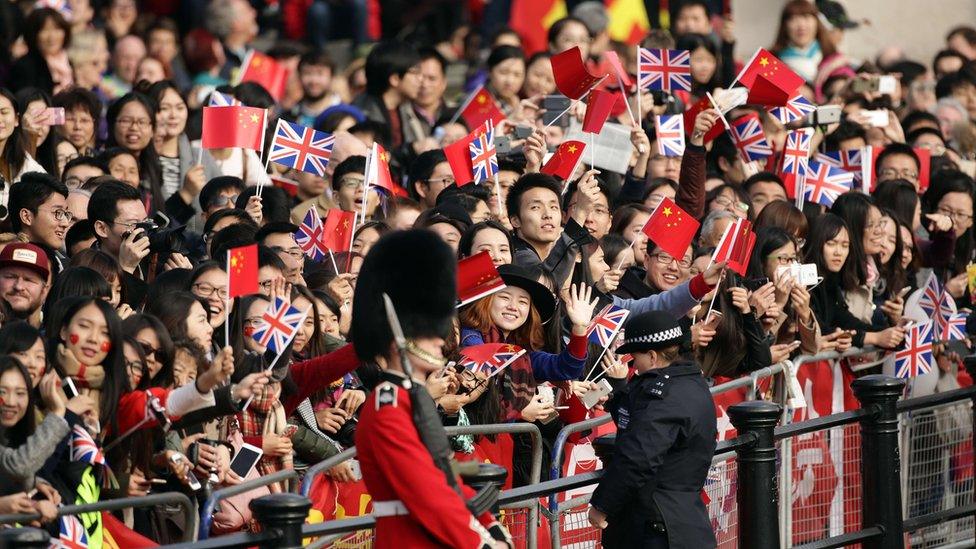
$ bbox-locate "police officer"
[587,312,717,549]
[351,230,511,549]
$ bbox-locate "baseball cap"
[0,243,51,281]
[818,1,859,30]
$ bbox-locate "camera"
[130,212,190,255]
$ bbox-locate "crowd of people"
[0,0,972,546]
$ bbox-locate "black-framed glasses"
[649,252,692,269]
[138,342,159,361]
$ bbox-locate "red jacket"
[355,377,500,548]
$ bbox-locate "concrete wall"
[732,0,976,68]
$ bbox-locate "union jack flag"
[917,273,941,318]
[586,305,630,348]
[781,128,812,176]
[294,208,326,262]
[58,515,89,549]
[894,322,934,379]
[800,160,854,207]
[768,93,815,124]
[269,120,335,177]
[468,121,498,184]
[934,288,959,340]
[637,48,691,92]
[208,91,240,107]
[70,424,106,466]
[730,113,772,163]
[251,296,308,353]
[654,114,685,157]
[459,343,526,377]
[814,149,863,182]
[941,312,969,342]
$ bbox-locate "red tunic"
[356,379,498,548]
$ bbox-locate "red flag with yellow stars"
[641,197,699,260]
[459,85,506,130]
[201,106,267,150]
[321,209,356,253]
[227,244,258,298]
[509,0,566,55]
[237,50,290,101]
[457,251,506,307]
[551,46,605,100]
[735,48,805,107]
[605,0,650,45]
[541,140,586,180]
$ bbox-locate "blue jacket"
[459,329,586,381]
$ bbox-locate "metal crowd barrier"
[198,468,299,539]
[0,491,197,544]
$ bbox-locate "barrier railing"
[198,468,299,539]
[0,491,198,544]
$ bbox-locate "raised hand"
[565,284,600,331]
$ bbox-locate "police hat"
[351,229,457,362]
[497,264,557,323]
[615,312,684,354]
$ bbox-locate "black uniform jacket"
[590,360,718,549]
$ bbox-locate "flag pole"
[584,332,620,382]
[448,86,479,126]
[256,117,273,198]
[225,250,232,347]
[197,146,204,166]
[705,91,731,132]
[328,249,339,274]
[589,132,594,170]
[545,75,609,129]
[635,45,642,128]
[492,172,503,218]
[241,307,310,412]
[359,144,374,223]
[613,238,638,271]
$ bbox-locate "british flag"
[894,322,934,379]
[269,120,335,177]
[801,160,854,207]
[208,91,240,107]
[654,114,685,157]
[730,113,773,163]
[586,305,630,348]
[781,128,813,176]
[768,93,815,124]
[468,121,498,184]
[58,515,89,549]
[941,312,969,342]
[637,48,692,92]
[814,149,863,181]
[934,289,960,341]
[459,343,526,377]
[251,296,308,353]
[917,272,941,318]
[70,424,106,466]
[294,208,326,262]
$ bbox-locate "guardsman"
[587,312,717,549]
[352,229,511,548]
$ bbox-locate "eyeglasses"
[138,341,159,361]
[117,116,152,129]
[426,176,456,186]
[865,218,889,232]
[878,167,919,181]
[192,282,229,300]
[937,206,974,223]
[39,207,74,223]
[207,194,239,209]
[338,178,364,190]
[244,316,264,327]
[271,246,305,262]
[649,252,692,269]
[125,360,144,375]
[767,254,798,265]
[712,196,750,212]
[112,218,150,230]
[258,279,274,291]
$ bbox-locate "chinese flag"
[582,89,618,133]
[737,48,804,106]
[270,175,298,197]
[542,140,586,180]
[201,106,267,150]
[914,146,931,192]
[459,86,505,130]
[508,0,566,55]
[713,218,755,276]
[321,209,356,252]
[605,0,650,45]
[444,131,478,185]
[102,511,157,548]
[457,251,506,307]
[367,143,406,196]
[227,244,258,298]
[683,96,725,144]
[551,46,605,100]
[238,50,289,101]
[641,197,699,260]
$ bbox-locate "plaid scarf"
[483,327,537,422]
[238,381,288,476]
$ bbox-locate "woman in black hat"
[458,264,598,425]
[588,311,717,549]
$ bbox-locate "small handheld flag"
[637,47,691,92]
[781,128,813,176]
[769,94,815,124]
[894,322,934,379]
[294,208,326,261]
[468,121,498,184]
[227,244,258,298]
[251,296,307,353]
[800,161,854,208]
[457,251,506,307]
[586,305,630,348]
[459,343,526,377]
[730,112,772,163]
[269,119,335,177]
[641,197,699,261]
[654,114,685,157]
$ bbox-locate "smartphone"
[850,77,878,94]
[897,286,912,299]
[537,384,555,406]
[877,75,897,95]
[514,125,534,139]
[62,377,79,399]
[542,95,572,127]
[862,109,890,127]
[802,105,842,126]
[169,453,202,491]
[581,379,613,409]
[347,458,362,481]
[495,135,512,154]
[229,443,263,478]
[743,277,770,292]
[40,107,65,126]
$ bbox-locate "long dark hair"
[877,207,907,296]
[457,220,515,260]
[0,356,36,448]
[50,297,125,439]
[14,88,56,173]
[228,293,270,372]
[291,284,327,359]
[674,33,722,93]
[771,0,837,58]
[106,92,164,210]
[805,213,858,290]
[0,88,29,181]
[747,227,797,280]
[922,169,975,274]
[147,291,210,354]
[872,179,918,230]
[122,313,175,388]
[830,193,874,288]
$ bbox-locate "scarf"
[482,327,536,422]
[239,381,290,477]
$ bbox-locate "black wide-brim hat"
[496,264,557,323]
[616,312,684,354]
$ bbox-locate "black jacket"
[810,275,876,348]
[591,360,717,549]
